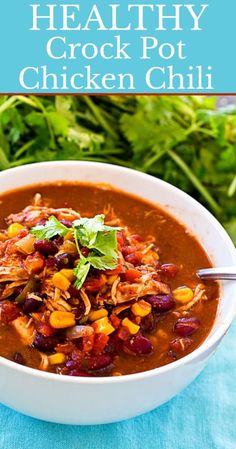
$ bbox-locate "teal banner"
[0,0,235,93]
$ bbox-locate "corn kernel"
[122,318,140,335]
[131,300,152,317]
[8,223,24,238]
[107,275,118,285]
[89,309,108,322]
[48,353,66,365]
[92,317,115,335]
[64,231,73,241]
[173,286,194,304]
[60,269,76,283]
[52,272,71,291]
[49,311,76,329]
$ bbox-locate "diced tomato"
[56,342,75,354]
[124,269,142,282]
[110,314,121,329]
[117,231,126,249]
[105,264,124,276]
[92,333,109,355]
[117,326,131,341]
[24,252,45,274]
[84,277,106,292]
[83,335,95,353]
[0,301,20,324]
[37,322,56,337]
[17,229,29,239]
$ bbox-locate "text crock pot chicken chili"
[0,183,219,377]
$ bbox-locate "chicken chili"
[0,182,219,377]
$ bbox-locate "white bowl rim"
[0,161,235,384]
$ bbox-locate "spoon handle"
[197,267,236,281]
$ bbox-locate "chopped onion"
[66,325,94,340]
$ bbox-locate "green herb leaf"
[0,95,235,244]
[87,254,117,270]
[31,216,69,240]
[73,214,120,248]
[73,259,91,290]
[92,230,118,258]
[72,215,121,288]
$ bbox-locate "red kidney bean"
[0,301,20,324]
[68,285,81,298]
[169,337,192,352]
[34,239,58,256]
[81,247,90,257]
[146,294,175,312]
[66,359,81,370]
[105,334,123,354]
[22,297,42,314]
[122,246,136,257]
[59,219,73,228]
[86,355,112,371]
[13,352,26,365]
[174,317,200,337]
[125,334,153,355]
[33,334,60,352]
[54,252,74,269]
[140,313,156,333]
[125,253,142,265]
[45,256,56,268]
[73,301,86,320]
[161,263,179,278]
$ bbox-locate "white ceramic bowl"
[0,161,235,425]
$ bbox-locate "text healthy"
[19,3,212,92]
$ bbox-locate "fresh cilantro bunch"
[0,95,235,243]
[31,214,121,289]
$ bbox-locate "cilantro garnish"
[31,214,121,289]
[31,216,69,240]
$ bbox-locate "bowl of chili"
[0,161,235,424]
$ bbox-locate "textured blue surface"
[1,321,236,449]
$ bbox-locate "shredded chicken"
[12,316,35,345]
[0,266,28,282]
[178,284,207,312]
[116,275,170,303]
[6,206,80,227]
[0,197,213,375]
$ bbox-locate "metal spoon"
[197,267,236,281]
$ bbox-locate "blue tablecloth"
[1,321,236,449]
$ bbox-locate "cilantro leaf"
[31,216,69,240]
[91,230,118,258]
[72,215,121,288]
[73,214,120,248]
[87,254,117,270]
[73,259,91,290]
[73,215,106,247]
